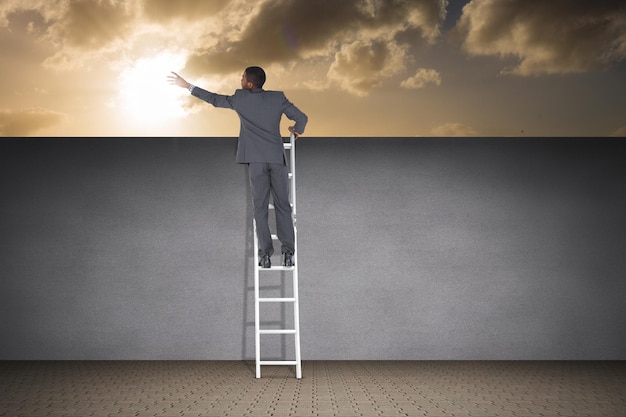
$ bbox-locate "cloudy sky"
[1,0,625,137]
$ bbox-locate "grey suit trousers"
[249,162,294,257]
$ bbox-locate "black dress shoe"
[282,253,294,267]
[259,254,271,268]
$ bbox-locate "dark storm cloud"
[184,0,447,81]
[51,0,135,49]
[0,107,64,136]
[458,0,626,75]
[1,0,448,93]
[0,1,136,70]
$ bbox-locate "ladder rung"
[259,266,295,271]
[259,329,296,334]
[246,321,284,326]
[259,297,295,302]
[260,360,298,366]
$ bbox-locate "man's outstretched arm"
[168,71,233,109]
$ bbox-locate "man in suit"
[168,67,308,268]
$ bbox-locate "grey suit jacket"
[192,87,308,164]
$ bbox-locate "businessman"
[168,67,308,268]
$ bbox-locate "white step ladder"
[253,133,302,379]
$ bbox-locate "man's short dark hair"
[245,66,266,88]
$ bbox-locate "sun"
[117,52,188,130]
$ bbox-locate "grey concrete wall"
[1,137,625,360]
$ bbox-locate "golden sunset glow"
[0,0,625,137]
[117,53,188,129]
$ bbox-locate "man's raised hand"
[167,72,190,89]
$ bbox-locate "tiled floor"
[1,361,624,416]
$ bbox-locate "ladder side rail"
[289,133,302,379]
[253,219,261,378]
[293,225,302,378]
[290,133,297,218]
